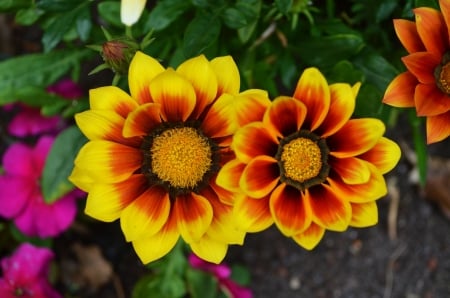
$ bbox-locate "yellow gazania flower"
[217,68,401,249]
[383,0,450,143]
[120,0,147,26]
[69,51,271,264]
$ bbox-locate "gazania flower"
[0,243,61,298]
[120,0,146,26]
[383,0,450,143]
[217,68,401,249]
[0,136,79,238]
[69,51,270,264]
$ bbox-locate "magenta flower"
[0,136,79,238]
[8,79,83,137]
[188,254,253,298]
[0,243,61,298]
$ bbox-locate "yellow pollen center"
[281,137,322,183]
[439,62,450,94]
[151,127,212,188]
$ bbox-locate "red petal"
[240,156,279,198]
[263,96,307,138]
[123,103,162,137]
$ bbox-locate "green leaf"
[230,264,251,285]
[9,86,69,107]
[0,0,31,11]
[133,274,186,298]
[0,49,91,104]
[144,0,191,31]
[36,0,80,11]
[222,7,248,29]
[183,10,221,58]
[76,6,92,42]
[42,126,87,203]
[237,0,261,43]
[97,1,122,28]
[409,110,427,186]
[275,0,292,14]
[186,268,218,298]
[15,7,44,25]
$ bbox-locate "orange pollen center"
[438,62,450,94]
[280,137,322,183]
[150,127,212,188]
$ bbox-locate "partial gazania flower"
[120,0,147,26]
[217,68,401,249]
[383,0,450,143]
[69,51,270,264]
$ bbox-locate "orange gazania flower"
[69,51,270,264]
[217,68,401,249]
[383,0,450,143]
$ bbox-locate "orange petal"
[233,195,273,233]
[210,56,240,96]
[89,86,138,118]
[359,137,401,174]
[85,174,147,222]
[329,157,371,185]
[414,7,448,56]
[123,103,162,138]
[270,183,311,236]
[382,72,417,107]
[120,186,171,241]
[401,52,440,84]
[440,0,450,44]
[240,156,279,198]
[426,111,450,143]
[231,122,279,164]
[132,208,180,264]
[349,201,378,228]
[216,159,246,193]
[176,55,218,118]
[174,193,213,243]
[129,51,165,104]
[293,67,330,130]
[393,19,425,53]
[329,119,385,158]
[415,84,450,116]
[263,96,307,138]
[74,140,142,183]
[306,185,351,232]
[319,83,356,138]
[328,165,387,203]
[292,222,325,250]
[149,69,196,122]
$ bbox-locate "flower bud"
[101,37,139,75]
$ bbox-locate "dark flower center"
[435,52,450,95]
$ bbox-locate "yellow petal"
[330,157,371,185]
[89,86,138,118]
[68,166,95,192]
[350,201,378,228]
[233,195,273,233]
[210,55,240,95]
[189,235,228,264]
[216,159,246,193]
[359,137,401,174]
[292,222,325,250]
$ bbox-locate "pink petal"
[31,136,54,174]
[0,175,33,218]
[8,107,61,137]
[47,78,83,99]
[2,143,34,176]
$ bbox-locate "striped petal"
[176,55,218,118]
[393,19,425,53]
[328,165,387,203]
[129,51,165,104]
[240,156,279,198]
[349,201,378,228]
[149,69,196,122]
[359,137,401,174]
[232,122,278,164]
[319,83,356,138]
[74,140,142,183]
[270,183,311,236]
[382,72,417,107]
[306,185,351,232]
[189,235,228,264]
[120,0,146,26]
[210,56,240,96]
[174,193,213,243]
[209,175,239,205]
[234,89,271,126]
[414,7,448,56]
[201,94,237,138]
[402,52,440,84]
[85,174,148,222]
[89,86,138,117]
[122,103,162,138]
[120,185,171,241]
[233,195,273,233]
[293,68,330,130]
[292,222,325,250]
[329,157,371,185]
[216,159,246,193]
[426,111,450,143]
[263,96,307,138]
[132,208,180,264]
[329,118,385,158]
[415,84,450,116]
[75,110,140,147]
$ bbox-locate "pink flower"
[188,254,253,298]
[0,136,79,238]
[8,79,83,137]
[0,243,61,298]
